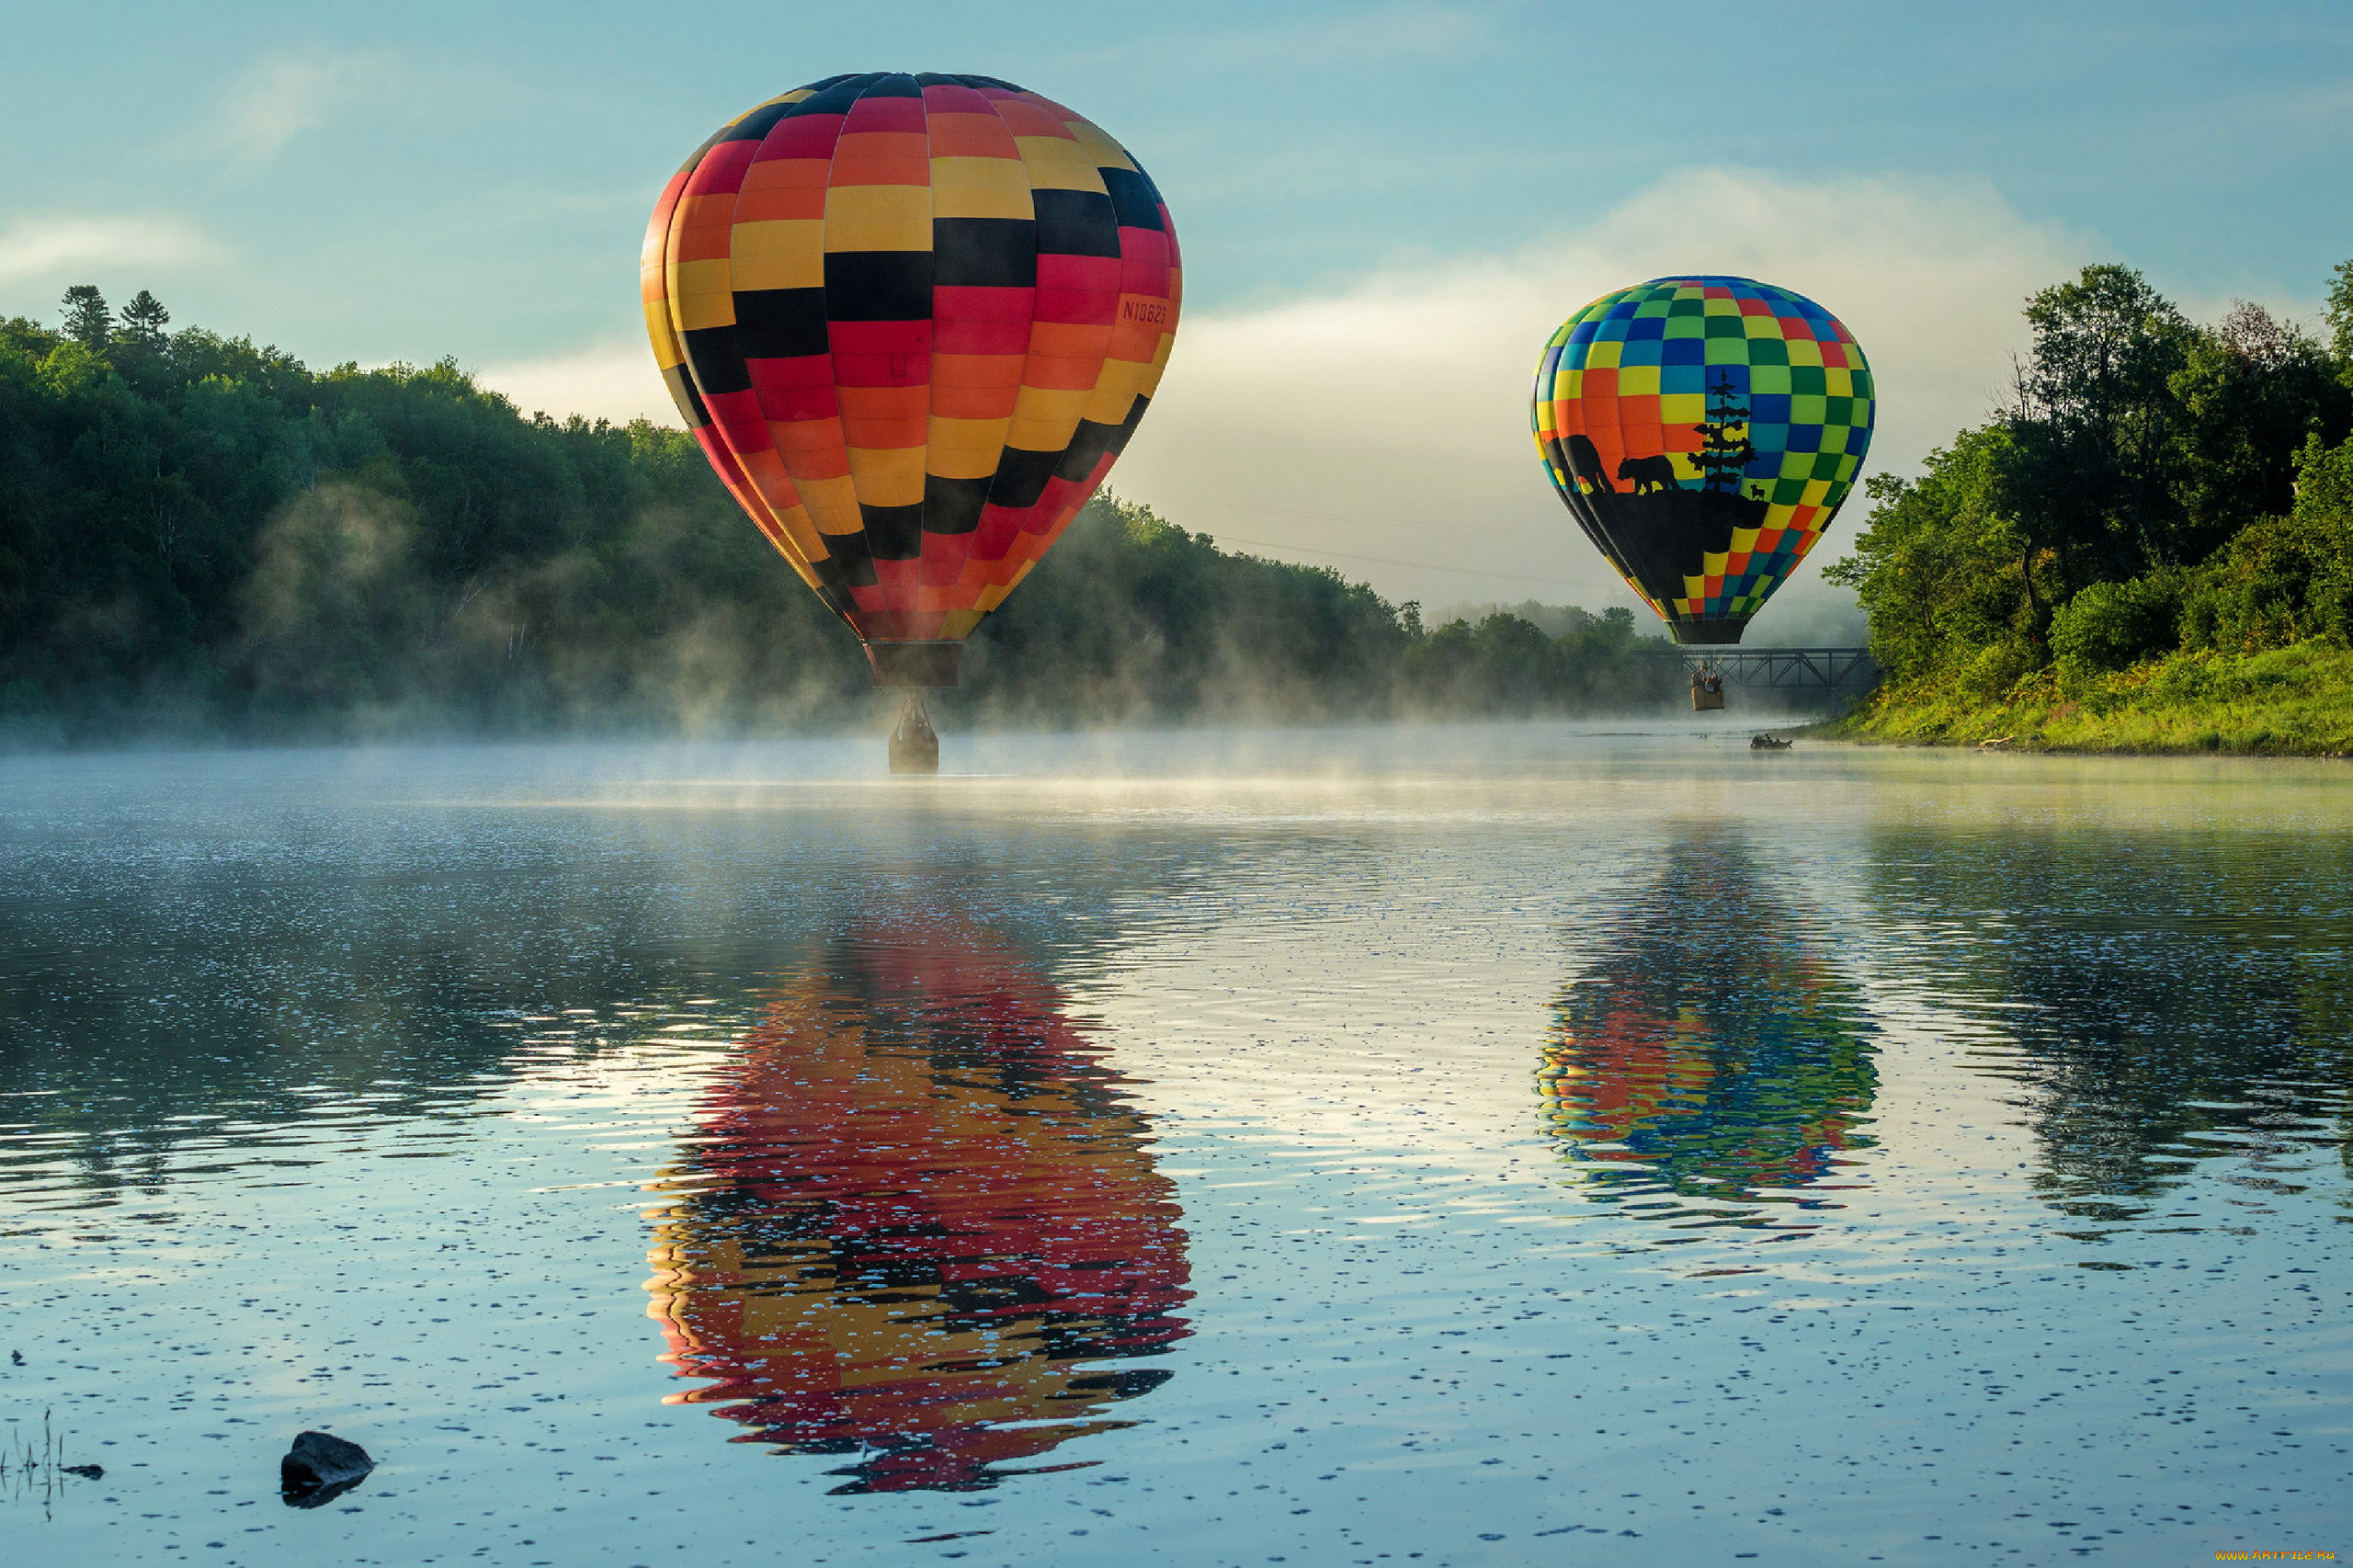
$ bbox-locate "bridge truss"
[1645,646,1879,694]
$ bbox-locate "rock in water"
[280,1430,373,1506]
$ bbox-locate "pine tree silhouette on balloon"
[1692,372,1756,494]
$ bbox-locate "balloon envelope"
[644,925,1190,1493]
[642,73,1181,685]
[1531,276,1873,645]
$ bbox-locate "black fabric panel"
[952,74,1025,90]
[733,289,830,359]
[923,474,992,536]
[660,362,710,427]
[1098,167,1165,233]
[724,100,801,144]
[932,218,1037,288]
[825,529,879,588]
[861,73,923,98]
[987,446,1063,510]
[680,326,751,396]
[1052,417,1122,485]
[824,251,933,321]
[1030,188,1121,258]
[860,503,926,561]
[784,76,876,118]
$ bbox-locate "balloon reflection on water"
[1538,838,1879,1233]
[643,928,1189,1492]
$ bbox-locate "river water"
[1,724,2347,1566]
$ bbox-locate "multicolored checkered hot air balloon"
[1532,277,1873,645]
[642,72,1181,758]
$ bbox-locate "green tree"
[59,285,110,349]
[2325,259,2353,369]
[1825,426,2044,688]
[2000,264,2195,585]
[116,290,170,348]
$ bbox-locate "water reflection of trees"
[1537,835,1878,1234]
[1870,830,2353,1222]
[642,924,1190,1493]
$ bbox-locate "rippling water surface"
[2,724,2347,1565]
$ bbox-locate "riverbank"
[1817,638,2353,755]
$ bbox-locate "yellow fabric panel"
[1824,367,1854,396]
[1006,385,1090,449]
[775,504,831,567]
[822,185,930,251]
[1583,340,1623,369]
[1083,357,1150,425]
[798,474,863,534]
[668,258,736,331]
[1731,526,1761,554]
[926,416,1012,478]
[1015,136,1107,191]
[1659,392,1703,425]
[1787,337,1824,367]
[928,157,1033,219]
[1137,328,1177,397]
[1617,365,1661,396]
[1801,477,1835,506]
[940,608,983,638]
[846,446,926,506]
[729,220,825,290]
[1702,551,1729,576]
[642,299,685,370]
[1063,120,1137,173]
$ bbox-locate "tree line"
[1828,261,2353,702]
[0,289,1680,744]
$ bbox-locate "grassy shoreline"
[1814,639,2353,756]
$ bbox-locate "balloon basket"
[889,693,939,776]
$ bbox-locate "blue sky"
[5,0,2348,621]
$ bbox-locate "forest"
[1826,260,2353,751]
[0,289,1680,745]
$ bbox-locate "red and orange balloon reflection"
[643,927,1188,1492]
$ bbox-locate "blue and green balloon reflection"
[1538,835,1879,1233]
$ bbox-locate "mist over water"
[2,722,2347,1564]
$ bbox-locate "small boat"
[1750,733,1791,750]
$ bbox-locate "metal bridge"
[1645,646,1879,694]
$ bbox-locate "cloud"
[0,213,222,290]
[1108,167,2093,617]
[204,51,394,165]
[475,340,676,427]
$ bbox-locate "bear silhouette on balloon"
[1615,454,1679,494]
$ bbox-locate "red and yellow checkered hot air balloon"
[642,73,1181,765]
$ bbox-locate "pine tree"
[60,285,111,349]
[118,290,170,347]
[1692,372,1757,494]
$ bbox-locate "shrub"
[2052,575,2179,676]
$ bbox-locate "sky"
[4,0,2348,631]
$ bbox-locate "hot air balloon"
[1531,277,1872,645]
[643,923,1190,1493]
[642,73,1182,770]
[1535,832,1877,1232]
